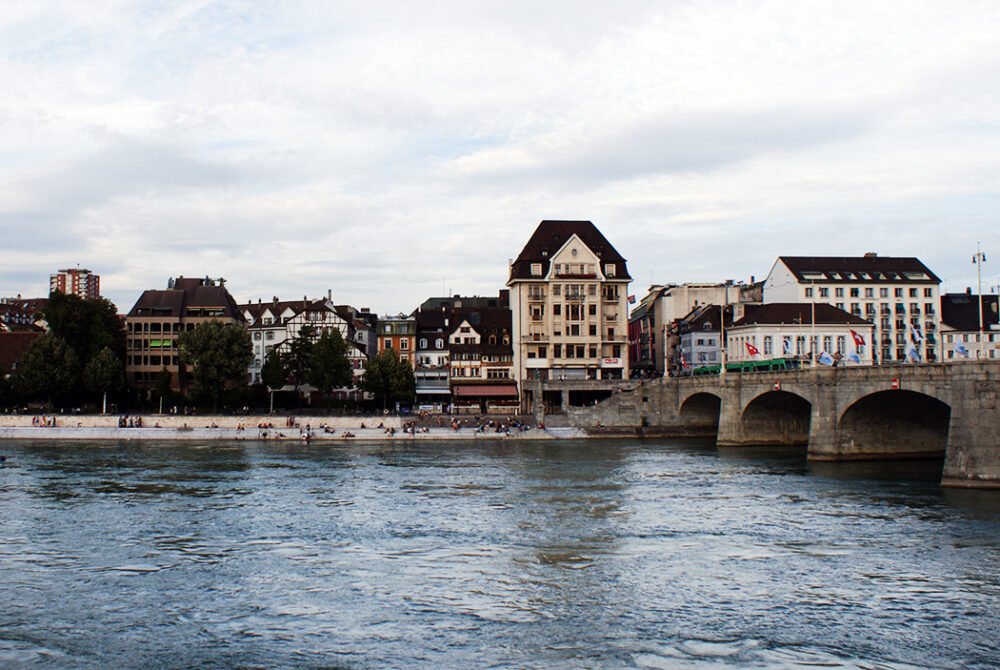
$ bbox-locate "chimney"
[967,287,973,295]
[864,252,878,258]
[328,289,332,301]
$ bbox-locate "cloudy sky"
[2,1,999,314]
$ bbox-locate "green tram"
[690,357,801,376]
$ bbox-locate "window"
[895,288,903,297]
[419,338,427,349]
[850,288,860,298]
[553,285,561,296]
[835,288,844,297]
[266,332,274,341]
[589,285,597,296]
[805,287,814,298]
[384,338,393,349]
[589,324,597,336]
[836,302,844,310]
[864,288,874,298]
[909,288,918,297]
[823,336,833,353]
[924,288,933,297]
[531,263,542,276]
[605,264,616,277]
[435,338,444,349]
[588,304,597,316]
[763,336,773,355]
[819,287,829,298]
[400,339,408,350]
[253,332,262,340]
[553,304,561,316]
[554,344,562,358]
[880,288,889,298]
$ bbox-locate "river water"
[1,439,998,669]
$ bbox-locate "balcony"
[522,333,549,342]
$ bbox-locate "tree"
[362,349,415,411]
[308,329,353,407]
[154,367,173,414]
[178,321,253,412]
[45,292,126,361]
[13,335,79,409]
[83,346,125,414]
[285,324,315,400]
[260,348,288,413]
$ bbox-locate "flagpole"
[720,284,728,379]
[810,280,817,369]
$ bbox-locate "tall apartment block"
[50,268,100,300]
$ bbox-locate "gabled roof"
[732,303,870,327]
[941,293,1000,332]
[777,256,940,284]
[509,220,631,281]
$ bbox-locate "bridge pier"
[942,371,1000,489]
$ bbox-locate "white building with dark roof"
[728,303,875,367]
[940,292,1000,361]
[763,254,941,364]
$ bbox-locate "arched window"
[436,338,444,349]
[419,338,428,349]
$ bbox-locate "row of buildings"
[629,255,1000,377]
[3,222,998,414]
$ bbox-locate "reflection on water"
[0,438,998,669]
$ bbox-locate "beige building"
[508,220,631,414]
[125,276,243,394]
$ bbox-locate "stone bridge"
[556,361,1000,489]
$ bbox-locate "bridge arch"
[740,390,812,446]
[679,392,722,433]
[837,390,951,459]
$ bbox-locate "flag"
[907,345,921,362]
[628,294,636,304]
[745,341,760,356]
[955,342,969,358]
[850,329,865,347]
[680,353,690,369]
[818,351,835,366]
[782,337,792,355]
[848,352,861,364]
[909,322,923,346]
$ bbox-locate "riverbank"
[0,414,588,441]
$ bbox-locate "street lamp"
[974,242,988,359]
[720,283,729,378]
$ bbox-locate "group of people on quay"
[31,415,58,427]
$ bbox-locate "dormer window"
[531,263,543,277]
[605,264,616,277]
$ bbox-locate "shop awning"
[452,384,519,398]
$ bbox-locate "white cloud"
[1,0,999,312]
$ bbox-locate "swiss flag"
[745,342,760,356]
[850,329,865,347]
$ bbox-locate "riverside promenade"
[0,414,584,442]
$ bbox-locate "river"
[1,439,998,669]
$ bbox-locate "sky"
[1,0,999,315]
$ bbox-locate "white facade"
[726,323,875,367]
[763,256,941,364]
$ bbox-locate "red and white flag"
[850,329,865,347]
[680,353,690,369]
[745,342,760,356]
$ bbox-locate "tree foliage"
[83,346,125,396]
[362,349,414,410]
[308,329,353,405]
[45,292,126,361]
[13,335,79,407]
[261,348,287,391]
[178,321,253,411]
[285,324,315,392]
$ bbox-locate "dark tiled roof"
[509,220,631,281]
[779,256,940,283]
[0,332,42,375]
[677,304,735,333]
[129,278,242,320]
[941,293,999,332]
[732,303,871,327]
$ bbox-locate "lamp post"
[809,280,817,368]
[720,283,729,378]
[974,242,987,359]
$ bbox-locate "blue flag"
[818,351,835,366]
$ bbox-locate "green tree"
[362,349,415,411]
[178,321,253,412]
[260,348,288,413]
[285,324,315,398]
[83,346,125,414]
[45,292,126,361]
[308,329,353,408]
[13,335,79,409]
